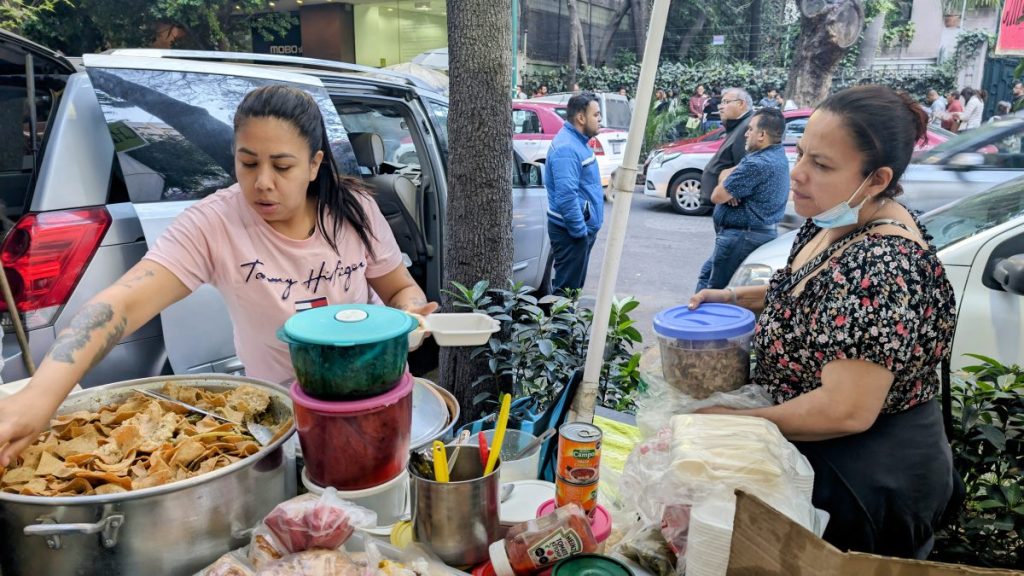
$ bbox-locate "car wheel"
[669,171,711,216]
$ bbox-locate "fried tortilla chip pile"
[1,384,275,496]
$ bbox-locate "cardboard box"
[727,491,1023,575]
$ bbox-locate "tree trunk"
[595,0,631,66]
[786,0,865,108]
[677,11,706,61]
[747,0,763,60]
[577,15,589,67]
[567,0,581,87]
[630,0,647,59]
[519,0,530,70]
[853,12,886,70]
[442,0,515,424]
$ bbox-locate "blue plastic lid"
[282,304,416,347]
[653,303,755,341]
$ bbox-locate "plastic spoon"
[432,441,450,483]
[478,431,490,469]
[484,393,511,476]
[447,429,471,475]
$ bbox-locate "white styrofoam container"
[302,467,409,527]
[424,313,500,347]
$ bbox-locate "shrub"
[932,354,1024,569]
[445,280,644,415]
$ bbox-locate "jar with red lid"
[290,371,412,490]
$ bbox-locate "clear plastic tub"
[652,304,755,399]
[302,467,409,527]
[290,372,412,490]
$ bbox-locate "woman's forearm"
[733,285,768,315]
[728,387,873,441]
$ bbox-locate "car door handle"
[212,358,245,375]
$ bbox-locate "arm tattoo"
[48,303,124,365]
[115,269,156,290]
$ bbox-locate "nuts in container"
[653,304,755,399]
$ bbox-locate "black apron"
[794,399,962,559]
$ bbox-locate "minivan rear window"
[604,98,631,130]
[87,68,355,203]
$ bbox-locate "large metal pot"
[0,374,296,576]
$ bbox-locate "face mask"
[811,172,874,229]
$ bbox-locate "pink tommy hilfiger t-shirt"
[144,184,403,384]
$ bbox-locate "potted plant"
[942,0,962,28]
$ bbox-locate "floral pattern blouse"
[753,216,957,414]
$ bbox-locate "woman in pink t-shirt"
[0,85,437,466]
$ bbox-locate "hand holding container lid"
[653,303,755,399]
[278,304,416,400]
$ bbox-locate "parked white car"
[729,179,1024,370]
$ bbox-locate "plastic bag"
[262,488,377,554]
[248,524,288,569]
[254,549,361,576]
[636,346,773,438]
[612,414,818,576]
[197,549,255,576]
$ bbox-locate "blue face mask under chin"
[811,173,875,229]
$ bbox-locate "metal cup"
[409,446,501,567]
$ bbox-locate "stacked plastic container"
[279,304,418,526]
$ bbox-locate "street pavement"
[580,188,716,349]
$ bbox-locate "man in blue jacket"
[545,92,604,295]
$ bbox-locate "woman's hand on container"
[0,388,60,467]
[688,288,735,310]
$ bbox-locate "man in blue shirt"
[696,107,790,291]
[545,93,604,294]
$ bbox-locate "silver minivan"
[0,32,551,385]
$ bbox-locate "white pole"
[569,0,672,423]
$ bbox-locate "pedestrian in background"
[515,85,528,100]
[654,89,670,115]
[697,107,790,290]
[758,89,782,109]
[926,89,946,126]
[689,85,708,118]
[989,101,1012,123]
[544,92,604,295]
[957,88,983,131]
[1011,82,1024,114]
[533,84,549,98]
[942,90,962,132]
[702,88,723,131]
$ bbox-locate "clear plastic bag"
[254,549,361,576]
[636,347,773,438]
[262,488,378,554]
[196,549,255,576]
[248,524,288,569]
[612,414,819,576]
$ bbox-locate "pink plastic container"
[537,500,612,552]
[290,371,413,490]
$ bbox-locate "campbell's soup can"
[555,475,600,515]
[557,422,602,483]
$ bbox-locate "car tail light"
[1,208,111,330]
[588,138,605,156]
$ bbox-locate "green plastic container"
[278,304,416,400]
[551,555,633,576]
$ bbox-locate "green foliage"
[14,0,295,54]
[444,280,644,416]
[0,0,69,33]
[932,355,1024,569]
[952,29,996,69]
[864,0,898,20]
[881,22,916,49]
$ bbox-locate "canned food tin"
[557,422,602,483]
[551,554,633,576]
[555,475,599,515]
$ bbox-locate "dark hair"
[234,84,375,257]
[567,92,599,122]
[752,107,784,143]
[949,90,961,99]
[961,87,976,101]
[818,85,927,198]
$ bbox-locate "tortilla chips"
[1,384,275,497]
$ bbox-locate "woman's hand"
[688,288,735,310]
[0,388,61,467]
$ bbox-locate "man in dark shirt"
[699,87,753,215]
[695,107,790,291]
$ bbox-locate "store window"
[354,0,448,68]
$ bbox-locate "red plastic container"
[290,371,413,490]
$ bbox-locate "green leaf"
[977,425,1007,451]
[976,499,1007,510]
[619,299,640,315]
[537,339,555,357]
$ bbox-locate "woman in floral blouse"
[689,85,959,559]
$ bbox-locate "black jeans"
[548,221,597,295]
[696,225,777,291]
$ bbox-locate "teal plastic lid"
[282,304,416,346]
[551,555,633,576]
